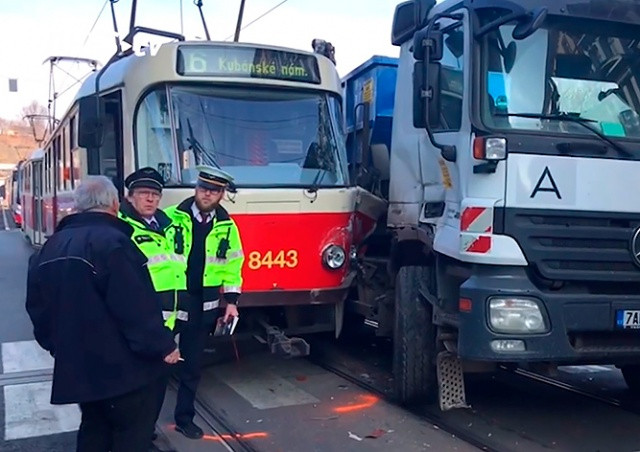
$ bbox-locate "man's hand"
[223,303,239,323]
[163,347,181,364]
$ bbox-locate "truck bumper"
[458,266,640,364]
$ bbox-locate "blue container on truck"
[342,55,398,167]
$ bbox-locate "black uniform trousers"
[174,293,211,426]
[152,318,188,431]
[77,378,161,452]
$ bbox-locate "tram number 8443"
[247,250,298,270]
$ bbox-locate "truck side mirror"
[78,96,104,149]
[413,61,441,129]
[413,62,427,128]
[512,7,547,40]
[413,26,443,129]
[426,62,441,128]
[413,28,443,62]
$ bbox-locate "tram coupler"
[437,350,469,411]
[257,321,310,358]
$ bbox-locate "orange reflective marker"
[332,394,379,413]
[166,424,268,442]
[202,432,269,442]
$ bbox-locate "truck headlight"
[322,245,346,270]
[488,297,547,334]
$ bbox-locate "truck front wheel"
[393,265,437,405]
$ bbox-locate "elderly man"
[166,165,244,439]
[26,176,180,452]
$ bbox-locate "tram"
[4,161,25,227]
[18,26,385,354]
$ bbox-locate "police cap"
[125,167,164,192]
[196,165,234,191]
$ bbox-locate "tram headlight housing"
[322,244,346,270]
[488,297,548,334]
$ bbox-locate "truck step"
[437,351,469,410]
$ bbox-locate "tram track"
[308,333,640,452]
[158,333,640,452]
[503,366,640,416]
[308,342,500,452]
[166,378,264,452]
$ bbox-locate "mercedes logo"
[630,227,640,268]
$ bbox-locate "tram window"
[69,115,77,187]
[62,128,70,190]
[56,135,63,191]
[135,88,179,184]
[70,115,77,150]
[72,149,81,186]
[45,149,50,192]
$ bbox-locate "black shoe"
[175,421,204,439]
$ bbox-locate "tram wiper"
[186,118,222,169]
[496,112,633,157]
[305,169,327,193]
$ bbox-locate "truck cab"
[345,0,640,408]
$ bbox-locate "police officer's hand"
[223,303,239,323]
[164,347,181,364]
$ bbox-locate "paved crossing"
[0,340,80,449]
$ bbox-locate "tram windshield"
[136,86,349,188]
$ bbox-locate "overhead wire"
[82,0,109,47]
[56,70,96,98]
[224,0,291,41]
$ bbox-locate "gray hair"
[74,176,119,212]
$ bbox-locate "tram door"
[32,160,44,245]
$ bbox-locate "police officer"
[120,167,188,330]
[166,165,244,439]
[120,167,188,450]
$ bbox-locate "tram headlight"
[322,244,346,270]
[488,297,548,334]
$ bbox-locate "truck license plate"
[616,310,640,329]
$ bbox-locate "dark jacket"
[25,211,177,405]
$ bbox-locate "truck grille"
[501,209,640,282]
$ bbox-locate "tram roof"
[27,148,45,161]
[73,40,341,103]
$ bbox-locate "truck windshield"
[481,18,640,147]
[135,85,349,188]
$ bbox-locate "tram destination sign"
[177,46,321,84]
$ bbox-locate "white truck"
[344,0,640,409]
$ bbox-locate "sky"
[0,0,401,121]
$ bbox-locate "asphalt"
[0,211,77,451]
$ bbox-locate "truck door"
[423,15,468,228]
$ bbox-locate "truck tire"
[621,365,640,392]
[393,265,437,405]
